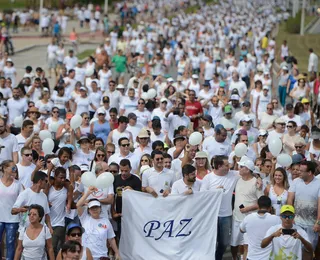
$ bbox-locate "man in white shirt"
[238,55,252,88]
[142,150,175,197]
[0,118,19,163]
[47,38,58,78]
[200,155,240,260]
[228,72,247,100]
[103,80,121,111]
[7,88,28,126]
[240,196,281,260]
[171,164,201,194]
[119,88,138,116]
[15,119,34,151]
[17,147,36,188]
[63,50,78,71]
[280,103,302,129]
[261,205,312,260]
[308,48,318,73]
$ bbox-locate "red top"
[185,100,203,129]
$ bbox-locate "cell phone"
[282,229,295,235]
[239,204,245,209]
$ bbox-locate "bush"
[286,10,301,34]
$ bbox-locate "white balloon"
[269,138,282,156]
[147,88,157,99]
[42,138,54,155]
[141,92,149,100]
[39,130,51,141]
[70,115,82,130]
[96,172,114,189]
[85,67,94,77]
[189,132,202,146]
[234,143,248,157]
[14,116,23,128]
[49,122,60,132]
[277,154,292,167]
[81,172,97,187]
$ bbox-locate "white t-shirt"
[79,211,115,259]
[265,224,310,260]
[0,133,19,163]
[202,136,231,160]
[13,188,50,231]
[0,179,23,223]
[48,186,67,227]
[200,171,240,217]
[63,56,78,71]
[120,97,138,116]
[141,167,175,194]
[7,98,28,125]
[240,213,281,260]
[72,149,95,166]
[75,97,90,115]
[171,179,201,194]
[133,109,151,127]
[17,163,36,189]
[288,177,320,226]
[47,44,58,59]
[19,225,51,260]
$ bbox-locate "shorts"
[296,224,319,250]
[115,71,125,79]
[230,219,246,246]
[48,58,57,69]
[85,18,90,23]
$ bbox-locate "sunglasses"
[287,125,293,128]
[141,159,149,163]
[98,113,105,116]
[281,215,294,220]
[107,151,115,154]
[97,154,105,157]
[295,145,303,149]
[69,233,82,237]
[121,144,130,147]
[155,157,164,161]
[24,153,32,157]
[103,100,109,103]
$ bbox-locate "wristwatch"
[316,220,320,225]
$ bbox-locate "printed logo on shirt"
[98,223,107,229]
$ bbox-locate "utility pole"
[39,0,43,32]
[300,0,306,35]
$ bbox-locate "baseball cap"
[167,77,174,82]
[88,200,101,208]
[138,129,149,138]
[160,97,168,103]
[240,115,252,122]
[173,135,186,144]
[202,114,213,122]
[192,74,199,79]
[280,205,295,214]
[66,222,85,235]
[116,84,125,89]
[230,94,240,101]
[282,65,288,70]
[301,98,309,104]
[80,164,89,172]
[195,151,208,159]
[97,107,106,115]
[63,144,75,152]
[80,86,87,91]
[275,118,286,124]
[102,96,110,103]
[152,116,161,121]
[77,136,90,144]
[286,103,294,110]
[224,105,232,114]
[262,86,269,90]
[259,129,268,136]
[242,101,251,107]
[237,159,255,171]
[43,88,49,92]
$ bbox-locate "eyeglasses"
[97,154,105,158]
[98,113,105,116]
[69,233,82,237]
[287,125,293,128]
[12,166,17,172]
[295,145,303,149]
[141,159,149,163]
[281,215,294,220]
[107,151,115,154]
[103,100,109,103]
[155,157,164,161]
[121,143,130,147]
[139,137,148,140]
[23,153,32,157]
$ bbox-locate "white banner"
[119,190,223,260]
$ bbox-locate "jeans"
[0,222,19,260]
[278,85,287,107]
[215,216,232,260]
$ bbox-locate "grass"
[275,15,320,72]
[77,49,94,60]
[1,0,25,10]
[185,5,200,14]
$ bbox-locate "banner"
[119,190,223,260]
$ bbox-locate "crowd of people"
[0,0,320,259]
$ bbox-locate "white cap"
[263,86,269,90]
[240,115,252,122]
[238,159,255,172]
[80,86,87,91]
[140,51,144,55]
[88,200,101,208]
[160,97,168,103]
[80,165,89,172]
[116,84,125,89]
[259,129,268,136]
[167,77,174,82]
[282,65,288,70]
[6,58,13,62]
[192,74,199,79]
[230,94,240,101]
[97,107,106,114]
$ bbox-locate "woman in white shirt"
[77,189,120,260]
[35,90,54,122]
[56,43,65,75]
[14,204,55,260]
[0,160,23,260]
[2,59,16,88]
[44,107,64,136]
[98,63,112,92]
[80,112,90,136]
[74,87,90,116]
[86,56,96,71]
[133,98,151,127]
[51,86,69,119]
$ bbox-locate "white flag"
[120,190,223,260]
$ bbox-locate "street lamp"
[300,0,306,35]
[104,0,108,14]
